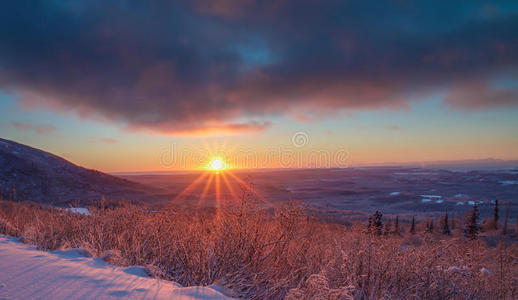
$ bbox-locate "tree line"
[366,199,517,239]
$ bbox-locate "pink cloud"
[384,125,400,131]
[88,137,119,144]
[444,80,518,111]
[10,122,56,135]
[124,120,272,136]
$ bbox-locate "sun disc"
[210,158,224,170]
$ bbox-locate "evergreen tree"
[373,210,383,235]
[451,213,456,230]
[493,199,499,230]
[384,218,392,235]
[442,213,451,235]
[465,203,480,239]
[394,216,400,235]
[502,207,509,235]
[410,216,416,234]
[427,218,434,233]
[367,216,373,234]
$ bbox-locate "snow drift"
[0,235,230,300]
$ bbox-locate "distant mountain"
[0,138,161,205]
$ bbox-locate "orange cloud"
[125,121,272,136]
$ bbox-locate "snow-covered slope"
[0,236,231,300]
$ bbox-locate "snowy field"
[121,167,518,217]
[0,236,230,300]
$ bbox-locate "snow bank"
[65,207,92,216]
[0,236,231,300]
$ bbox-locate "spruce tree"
[394,216,400,235]
[493,199,499,230]
[384,218,392,235]
[373,210,383,235]
[451,213,456,230]
[442,213,451,235]
[367,216,373,234]
[502,207,509,235]
[465,203,480,239]
[427,219,434,233]
[410,216,416,234]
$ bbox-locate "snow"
[499,180,518,185]
[448,266,468,273]
[456,202,464,206]
[480,268,491,275]
[389,192,400,196]
[0,236,231,300]
[65,207,92,216]
[448,266,462,272]
[468,200,475,205]
[420,194,443,203]
[454,193,468,198]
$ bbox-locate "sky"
[1,0,518,172]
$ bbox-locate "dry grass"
[1,199,517,299]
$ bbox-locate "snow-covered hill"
[0,235,231,299]
[0,138,160,204]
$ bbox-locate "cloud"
[444,80,518,111]
[10,122,56,135]
[125,120,271,136]
[88,137,119,144]
[1,1,518,135]
[384,125,401,131]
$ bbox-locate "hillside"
[0,138,159,204]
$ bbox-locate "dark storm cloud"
[1,0,518,134]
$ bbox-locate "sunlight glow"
[169,140,266,209]
[209,158,224,171]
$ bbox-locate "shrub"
[0,199,517,299]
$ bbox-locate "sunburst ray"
[226,171,267,203]
[172,172,209,204]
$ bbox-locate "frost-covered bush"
[1,199,517,299]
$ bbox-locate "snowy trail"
[0,236,231,300]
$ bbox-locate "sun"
[209,158,224,171]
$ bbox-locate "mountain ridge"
[0,138,161,204]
